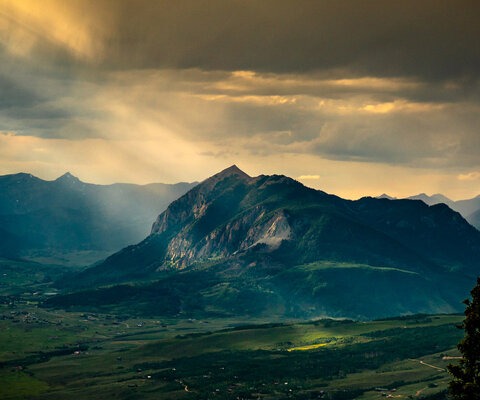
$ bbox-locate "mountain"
[469,208,480,229]
[48,166,480,319]
[0,172,196,259]
[454,195,480,215]
[407,193,455,208]
[377,193,397,200]
[456,196,480,227]
[406,193,480,229]
[0,227,23,258]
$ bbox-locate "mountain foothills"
[0,172,196,260]
[47,166,480,320]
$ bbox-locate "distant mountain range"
[47,166,480,320]
[378,192,480,229]
[0,172,196,259]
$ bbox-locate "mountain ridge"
[387,192,480,229]
[49,166,480,319]
[0,172,197,259]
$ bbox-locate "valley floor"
[0,296,463,400]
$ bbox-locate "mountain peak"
[202,165,251,184]
[431,193,453,202]
[216,165,249,178]
[407,193,453,206]
[0,172,43,186]
[55,172,81,184]
[377,193,397,200]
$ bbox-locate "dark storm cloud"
[89,0,480,81]
[0,61,101,139]
[10,0,474,82]
[0,74,39,109]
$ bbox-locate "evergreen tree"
[448,277,480,399]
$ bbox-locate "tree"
[448,277,480,399]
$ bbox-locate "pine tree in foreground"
[448,277,480,399]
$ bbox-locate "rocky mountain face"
[150,166,306,268]
[0,172,196,258]
[51,166,480,319]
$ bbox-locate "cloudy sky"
[0,0,479,199]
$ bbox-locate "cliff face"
[161,207,292,268]
[152,165,251,235]
[149,166,315,268]
[151,165,257,267]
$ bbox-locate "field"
[0,257,466,399]
[0,301,463,399]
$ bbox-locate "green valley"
[0,287,464,400]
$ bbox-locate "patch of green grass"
[0,370,49,399]
[0,258,69,296]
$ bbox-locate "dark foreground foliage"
[448,277,480,400]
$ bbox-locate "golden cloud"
[0,0,110,61]
[458,171,480,181]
